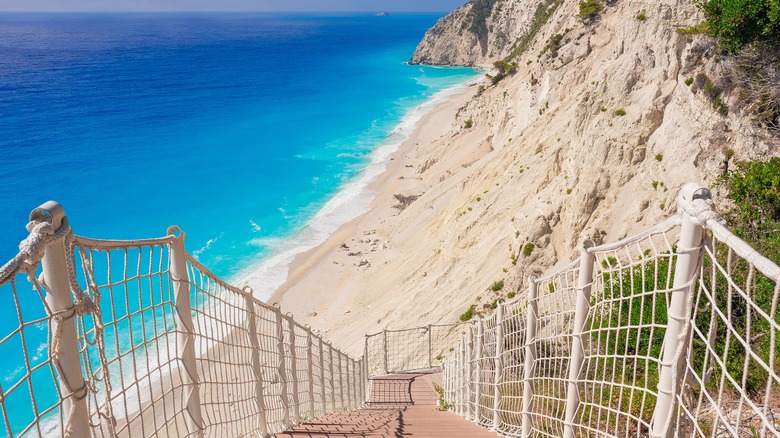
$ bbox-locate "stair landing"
[274,373,501,437]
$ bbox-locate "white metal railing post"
[168,225,204,437]
[428,324,433,369]
[242,289,270,438]
[306,328,315,418]
[457,336,465,416]
[285,316,301,424]
[563,241,595,438]
[318,337,327,415]
[493,302,504,431]
[382,329,389,374]
[274,307,291,427]
[474,319,484,423]
[32,202,91,437]
[465,324,474,420]
[337,351,345,410]
[522,278,539,437]
[363,336,369,402]
[328,343,337,412]
[650,183,709,437]
[346,356,355,409]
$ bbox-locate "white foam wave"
[192,234,221,259]
[237,78,477,301]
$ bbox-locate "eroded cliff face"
[274,0,780,354]
[401,0,779,300]
[410,0,540,66]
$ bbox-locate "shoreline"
[240,78,481,303]
[261,80,481,356]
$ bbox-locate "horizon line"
[0,10,452,14]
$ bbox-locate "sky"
[0,0,467,12]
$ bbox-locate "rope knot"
[678,198,726,227]
[17,220,56,281]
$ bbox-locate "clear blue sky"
[1,0,467,12]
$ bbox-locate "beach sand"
[266,83,483,357]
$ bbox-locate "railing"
[3,181,779,438]
[442,183,780,437]
[363,324,464,378]
[0,201,365,437]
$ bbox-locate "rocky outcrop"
[410,0,541,67]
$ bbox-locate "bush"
[685,77,694,86]
[698,0,780,52]
[464,118,474,129]
[507,291,516,299]
[655,153,664,161]
[522,242,535,257]
[579,0,604,21]
[490,280,505,291]
[614,108,626,116]
[724,157,780,258]
[636,11,647,21]
[493,59,518,75]
[459,304,476,321]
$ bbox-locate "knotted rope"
[678,197,726,227]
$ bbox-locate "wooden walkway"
[274,373,501,437]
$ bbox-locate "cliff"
[269,0,780,355]
[410,0,541,66]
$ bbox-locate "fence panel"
[578,222,680,436]
[0,204,365,437]
[675,223,780,437]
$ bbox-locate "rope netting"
[0,206,364,438]
[674,221,780,437]
[441,202,780,437]
[364,324,463,378]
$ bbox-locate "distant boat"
[375,12,390,17]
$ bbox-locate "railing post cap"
[580,239,595,253]
[30,201,65,230]
[678,182,711,204]
[166,225,186,239]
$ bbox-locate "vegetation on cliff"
[699,0,779,51]
[461,0,501,38]
[724,157,780,260]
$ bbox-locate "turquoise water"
[0,13,478,434]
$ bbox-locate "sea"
[0,12,478,435]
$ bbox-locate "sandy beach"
[263,82,484,357]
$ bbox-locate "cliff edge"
[272,0,780,355]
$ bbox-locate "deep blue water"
[0,13,478,434]
[0,13,477,276]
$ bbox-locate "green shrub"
[490,280,505,291]
[522,242,535,257]
[546,33,566,58]
[698,0,780,52]
[579,0,604,21]
[724,157,780,258]
[636,11,647,21]
[464,118,474,129]
[652,180,659,190]
[684,77,694,86]
[459,304,476,321]
[655,153,663,161]
[614,108,626,116]
[507,291,516,299]
[493,59,518,75]
[676,22,708,34]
